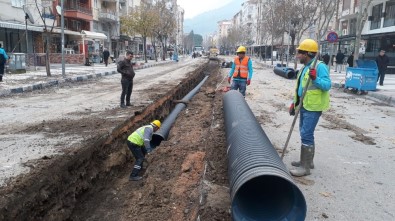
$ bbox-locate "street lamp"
[56,2,65,78]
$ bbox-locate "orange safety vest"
[232,56,250,79]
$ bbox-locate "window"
[384,1,395,27]
[370,4,383,30]
[366,39,380,53]
[343,0,351,11]
[11,0,25,8]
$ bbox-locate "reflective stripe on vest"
[127,125,151,146]
[232,56,249,79]
[294,61,330,111]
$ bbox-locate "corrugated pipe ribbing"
[151,75,209,146]
[223,90,306,221]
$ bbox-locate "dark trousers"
[0,64,4,81]
[377,69,386,85]
[104,58,109,66]
[120,78,133,105]
[127,141,147,177]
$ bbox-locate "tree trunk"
[143,36,147,63]
[45,32,51,77]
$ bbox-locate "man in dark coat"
[335,50,345,73]
[0,43,9,82]
[322,53,330,66]
[103,48,110,67]
[376,50,389,86]
[117,51,135,108]
[347,52,354,67]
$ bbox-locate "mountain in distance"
[183,0,244,36]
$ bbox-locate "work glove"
[289,103,295,116]
[309,69,317,80]
[247,79,251,85]
[228,77,231,84]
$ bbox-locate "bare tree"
[151,0,176,61]
[354,0,374,66]
[33,0,57,77]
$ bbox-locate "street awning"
[0,21,43,32]
[52,28,81,36]
[81,30,107,40]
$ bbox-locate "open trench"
[0,61,231,221]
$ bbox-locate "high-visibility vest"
[127,125,152,146]
[294,61,330,111]
[232,56,250,79]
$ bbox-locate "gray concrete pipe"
[223,90,306,221]
[273,66,296,79]
[151,75,209,147]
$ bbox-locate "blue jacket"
[0,48,9,64]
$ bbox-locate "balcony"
[64,3,93,21]
[99,9,118,22]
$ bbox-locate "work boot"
[290,146,313,177]
[126,103,132,106]
[120,103,126,108]
[291,145,315,169]
[129,175,142,181]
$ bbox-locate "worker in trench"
[227,46,253,97]
[126,120,161,181]
[289,39,331,177]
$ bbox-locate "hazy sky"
[178,0,233,19]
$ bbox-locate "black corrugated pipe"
[223,90,306,221]
[273,66,296,79]
[151,75,209,147]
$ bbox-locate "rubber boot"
[291,145,315,169]
[290,146,313,177]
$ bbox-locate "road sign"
[327,32,338,43]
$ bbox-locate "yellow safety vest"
[294,61,330,111]
[127,125,152,146]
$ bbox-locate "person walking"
[0,43,9,82]
[227,46,253,97]
[335,50,345,73]
[127,120,161,181]
[117,51,135,108]
[347,52,354,67]
[288,39,331,177]
[376,49,389,86]
[103,48,110,67]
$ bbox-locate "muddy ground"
[0,60,231,221]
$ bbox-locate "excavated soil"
[0,61,231,221]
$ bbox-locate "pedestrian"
[376,49,389,86]
[117,51,135,108]
[335,50,345,73]
[127,120,161,181]
[322,53,330,66]
[227,46,253,97]
[0,43,9,82]
[103,48,110,67]
[347,52,354,67]
[288,39,331,177]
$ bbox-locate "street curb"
[0,61,172,97]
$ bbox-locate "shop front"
[81,30,107,65]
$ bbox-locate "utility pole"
[61,0,65,77]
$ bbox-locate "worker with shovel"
[127,120,161,181]
[288,39,331,177]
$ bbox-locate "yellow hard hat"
[236,46,246,53]
[151,120,161,128]
[296,39,318,53]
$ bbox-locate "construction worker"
[228,46,253,97]
[289,39,331,177]
[127,120,161,181]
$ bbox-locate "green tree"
[120,2,157,63]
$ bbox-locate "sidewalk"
[0,59,174,97]
[257,60,395,106]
